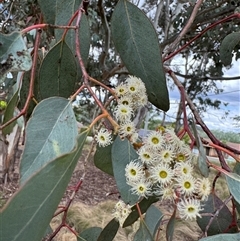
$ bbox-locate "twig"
[203,195,232,237]
[164,0,204,55]
[74,8,119,133]
[163,13,240,62]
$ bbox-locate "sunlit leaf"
[20,97,78,185]
[0,130,89,241]
[111,0,169,111]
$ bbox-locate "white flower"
[154,183,176,201]
[174,162,193,176]
[135,93,148,107]
[149,163,174,186]
[159,148,174,164]
[95,128,112,147]
[177,198,203,220]
[163,128,180,146]
[126,76,146,95]
[125,160,145,186]
[138,146,155,165]
[196,178,211,201]
[114,104,133,123]
[118,96,133,107]
[145,131,163,150]
[130,180,152,198]
[113,200,132,227]
[176,175,196,197]
[115,83,128,97]
[119,121,136,137]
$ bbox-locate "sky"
[165,59,240,133]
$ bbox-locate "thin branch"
[165,0,204,55]
[153,0,164,29]
[174,71,240,81]
[203,195,232,237]
[163,13,240,62]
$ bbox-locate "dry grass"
[51,200,138,241]
[51,200,203,241]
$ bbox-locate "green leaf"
[38,0,89,67]
[166,208,176,241]
[123,196,158,228]
[133,221,153,241]
[190,119,209,177]
[56,9,90,67]
[94,143,113,176]
[199,233,240,241]
[112,136,139,205]
[2,88,19,135]
[39,40,77,99]
[225,172,240,205]
[144,205,163,237]
[97,218,119,241]
[54,0,82,40]
[0,130,89,241]
[111,0,169,111]
[78,227,102,241]
[0,32,32,83]
[219,32,240,66]
[197,193,234,236]
[20,97,78,185]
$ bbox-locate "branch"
[164,0,204,55]
[163,13,240,62]
[153,0,164,29]
[174,71,240,81]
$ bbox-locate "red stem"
[163,13,240,62]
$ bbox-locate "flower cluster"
[125,127,211,220]
[112,200,132,227]
[114,76,148,139]
[94,75,211,221]
[95,75,148,146]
